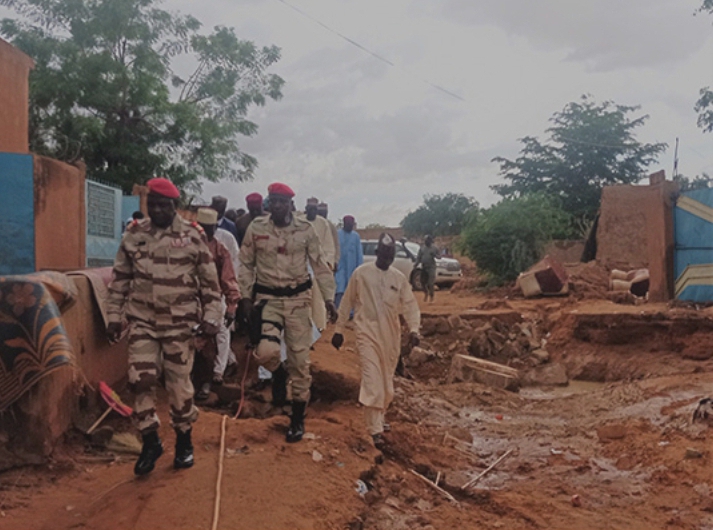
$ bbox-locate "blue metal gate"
[0,153,34,275]
[674,188,713,301]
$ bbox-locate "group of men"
[106,177,421,476]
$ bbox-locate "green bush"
[460,194,572,284]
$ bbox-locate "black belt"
[253,279,312,298]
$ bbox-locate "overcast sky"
[11,0,713,225]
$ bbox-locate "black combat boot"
[271,363,288,407]
[286,400,306,443]
[134,430,163,476]
[174,428,194,469]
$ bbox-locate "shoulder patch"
[191,221,205,233]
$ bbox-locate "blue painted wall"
[0,153,34,274]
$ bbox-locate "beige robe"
[335,262,420,409]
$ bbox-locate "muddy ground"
[4,283,713,529]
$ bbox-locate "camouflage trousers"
[127,328,198,434]
[254,296,313,402]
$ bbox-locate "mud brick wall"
[597,177,678,301]
[544,240,586,264]
[34,156,86,271]
[0,38,33,154]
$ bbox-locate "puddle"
[520,380,609,400]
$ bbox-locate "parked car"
[361,239,462,290]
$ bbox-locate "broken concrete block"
[531,349,550,364]
[407,347,435,367]
[447,354,520,392]
[523,363,568,386]
[435,317,451,335]
[518,255,569,297]
[447,314,464,330]
[596,424,627,441]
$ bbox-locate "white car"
[361,239,463,290]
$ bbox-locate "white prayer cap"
[378,233,395,247]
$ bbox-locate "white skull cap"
[379,233,395,246]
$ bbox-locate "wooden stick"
[410,470,459,505]
[435,471,441,486]
[211,415,228,530]
[86,408,112,435]
[460,449,513,490]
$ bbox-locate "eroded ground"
[3,285,713,530]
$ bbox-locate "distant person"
[317,202,339,271]
[106,178,222,475]
[331,233,420,447]
[335,215,363,308]
[211,195,239,243]
[224,208,240,225]
[124,210,145,231]
[415,235,439,303]
[305,197,337,331]
[235,193,264,247]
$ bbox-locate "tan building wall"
[34,156,87,271]
[596,171,678,301]
[0,38,33,153]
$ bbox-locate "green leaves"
[1,0,284,193]
[401,193,479,238]
[460,194,572,285]
[492,95,666,225]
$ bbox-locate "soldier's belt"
[253,279,312,298]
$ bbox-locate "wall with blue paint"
[0,153,34,274]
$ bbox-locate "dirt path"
[3,291,713,529]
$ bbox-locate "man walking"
[317,202,339,271]
[238,183,337,443]
[305,197,336,331]
[195,207,241,395]
[331,233,420,447]
[335,215,363,308]
[211,195,239,243]
[235,192,265,247]
[415,235,439,302]
[106,178,222,476]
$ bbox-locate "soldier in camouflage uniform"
[106,178,222,476]
[238,182,337,443]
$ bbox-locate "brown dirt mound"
[564,261,610,300]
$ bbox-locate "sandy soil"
[4,288,713,529]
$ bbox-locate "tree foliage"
[400,193,478,238]
[492,95,666,224]
[674,173,713,192]
[0,0,284,192]
[460,194,572,284]
[696,2,713,132]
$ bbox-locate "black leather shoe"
[174,428,194,469]
[272,363,288,407]
[134,431,163,476]
[286,401,306,443]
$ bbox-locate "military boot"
[286,400,306,443]
[134,430,163,476]
[174,428,194,469]
[272,362,288,407]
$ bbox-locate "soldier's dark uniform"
[107,215,222,434]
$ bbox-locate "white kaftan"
[335,262,420,410]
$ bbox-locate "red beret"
[246,192,263,206]
[267,182,295,198]
[147,177,179,199]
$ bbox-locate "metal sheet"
[0,153,34,274]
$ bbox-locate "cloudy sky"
[21,0,713,225]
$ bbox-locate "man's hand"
[199,320,220,336]
[408,332,420,349]
[325,300,338,323]
[331,332,344,350]
[224,312,236,328]
[106,322,122,343]
[237,298,254,326]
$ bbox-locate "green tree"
[674,173,713,192]
[696,1,713,132]
[400,193,478,238]
[492,95,666,225]
[0,0,284,193]
[460,194,571,284]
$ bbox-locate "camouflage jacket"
[238,214,336,302]
[107,215,223,333]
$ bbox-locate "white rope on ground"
[211,415,228,530]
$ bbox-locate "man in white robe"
[331,233,420,447]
